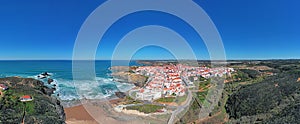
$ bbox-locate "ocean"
[0,60,141,101]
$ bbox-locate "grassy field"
[177,95,187,104]
[123,96,142,105]
[196,91,208,103]
[24,101,35,114]
[198,79,210,88]
[155,97,176,103]
[155,95,187,104]
[126,104,164,114]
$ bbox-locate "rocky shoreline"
[0,66,149,123]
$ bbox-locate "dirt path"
[21,103,26,124]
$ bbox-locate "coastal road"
[166,76,194,124]
[168,89,193,124]
[128,77,153,99]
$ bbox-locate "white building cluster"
[134,64,234,101]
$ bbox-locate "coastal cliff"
[110,66,148,87]
[0,77,65,124]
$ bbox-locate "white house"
[20,95,33,102]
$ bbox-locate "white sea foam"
[5,73,134,101]
[54,77,135,101]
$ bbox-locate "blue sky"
[0,0,299,60]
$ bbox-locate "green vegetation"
[155,97,175,103]
[239,69,260,79]
[123,96,142,105]
[231,70,251,82]
[198,79,210,91]
[196,91,208,103]
[176,78,214,123]
[24,101,35,114]
[0,77,65,124]
[155,95,187,104]
[175,98,201,124]
[126,104,164,114]
[177,95,187,104]
[194,79,211,103]
[226,71,300,123]
[225,60,300,123]
[177,60,300,124]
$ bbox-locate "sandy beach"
[64,105,98,124]
[64,101,122,124]
[64,99,147,124]
[63,99,167,124]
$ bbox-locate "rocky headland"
[110,66,148,88]
[0,77,65,124]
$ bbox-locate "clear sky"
[0,0,299,60]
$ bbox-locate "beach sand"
[64,101,144,124]
[64,99,166,124]
[64,105,98,124]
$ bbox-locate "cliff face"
[110,66,148,87]
[0,77,65,124]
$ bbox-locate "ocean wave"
[54,77,135,101]
[0,73,134,101]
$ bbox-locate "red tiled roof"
[0,84,7,88]
[140,89,144,93]
[22,95,31,99]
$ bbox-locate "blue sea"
[0,60,141,100]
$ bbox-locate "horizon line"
[0,59,299,61]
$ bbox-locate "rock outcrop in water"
[0,77,65,124]
[48,78,54,84]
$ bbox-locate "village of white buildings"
[132,64,234,101]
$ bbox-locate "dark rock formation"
[0,77,65,124]
[115,92,126,99]
[41,72,51,77]
[48,78,54,84]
